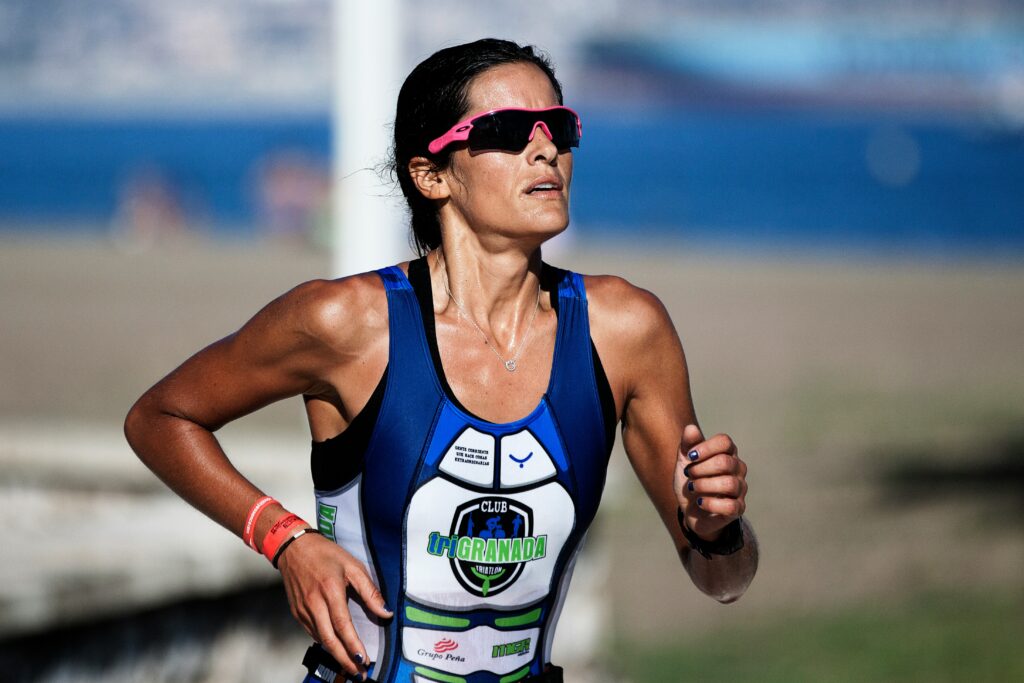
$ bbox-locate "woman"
[125,38,758,683]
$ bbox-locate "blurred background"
[1,1,1023,681]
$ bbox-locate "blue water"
[1,111,1021,255]
[0,116,331,237]
[575,111,1024,255]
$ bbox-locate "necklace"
[437,250,541,372]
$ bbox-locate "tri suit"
[302,257,617,683]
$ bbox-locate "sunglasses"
[427,105,582,155]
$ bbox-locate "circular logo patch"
[447,497,544,597]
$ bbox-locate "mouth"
[525,177,565,197]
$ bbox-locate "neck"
[432,232,544,352]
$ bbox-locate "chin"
[492,208,570,245]
[528,219,570,246]
[530,207,570,232]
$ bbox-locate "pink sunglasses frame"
[427,105,582,155]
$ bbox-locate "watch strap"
[678,509,744,560]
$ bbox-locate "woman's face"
[439,62,574,245]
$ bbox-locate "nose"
[526,121,557,161]
[528,121,554,142]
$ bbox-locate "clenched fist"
[674,424,748,544]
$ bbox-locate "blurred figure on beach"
[109,165,191,252]
[251,149,331,247]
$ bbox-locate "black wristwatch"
[677,508,745,560]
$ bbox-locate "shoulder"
[582,273,676,347]
[252,270,389,357]
[573,273,693,427]
[579,273,685,403]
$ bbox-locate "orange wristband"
[242,496,277,551]
[261,513,309,560]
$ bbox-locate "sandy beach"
[2,235,1022,678]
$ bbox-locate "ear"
[408,157,451,201]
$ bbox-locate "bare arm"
[125,277,355,537]
[589,276,758,603]
[123,274,390,677]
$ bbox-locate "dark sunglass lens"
[467,109,580,152]
[543,109,580,148]
[467,111,532,152]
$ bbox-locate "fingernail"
[683,465,691,477]
[687,449,699,461]
[354,652,364,664]
[697,497,704,507]
[687,480,694,492]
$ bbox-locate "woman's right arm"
[123,274,390,679]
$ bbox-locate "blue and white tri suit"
[303,257,616,683]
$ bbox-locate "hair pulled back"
[391,38,564,255]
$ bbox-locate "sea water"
[0,110,1021,256]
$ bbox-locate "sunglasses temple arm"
[428,125,473,155]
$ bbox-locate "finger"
[348,566,394,620]
[309,602,362,678]
[289,603,315,640]
[679,423,705,453]
[682,474,744,499]
[675,424,705,500]
[690,494,745,518]
[328,600,372,676]
[281,574,316,638]
[681,431,736,465]
[683,452,741,479]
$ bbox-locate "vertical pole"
[331,0,406,278]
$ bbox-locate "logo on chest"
[426,497,547,597]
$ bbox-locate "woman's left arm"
[589,276,758,603]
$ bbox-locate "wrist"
[677,508,744,560]
[242,495,278,550]
[242,497,317,567]
[260,512,309,560]
[693,524,724,543]
[271,526,319,569]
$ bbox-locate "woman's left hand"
[674,424,748,542]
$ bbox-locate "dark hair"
[391,38,564,255]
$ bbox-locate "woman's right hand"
[277,532,394,680]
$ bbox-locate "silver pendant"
[504,359,517,372]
